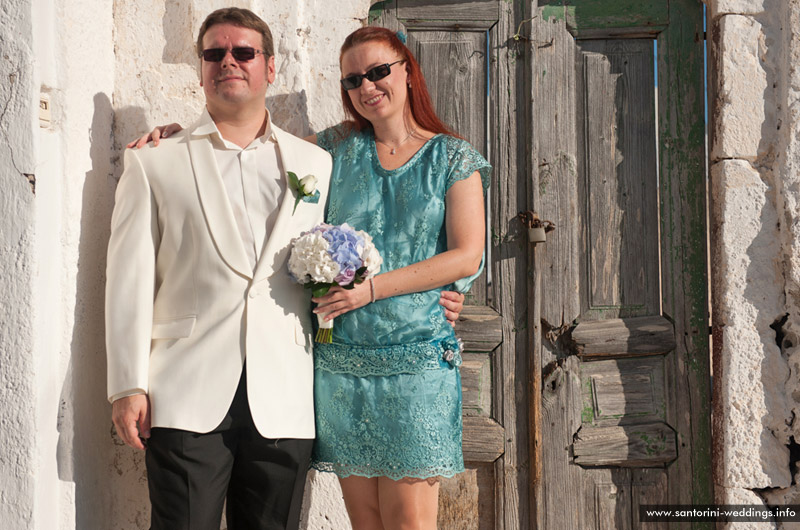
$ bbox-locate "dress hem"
[311,462,465,481]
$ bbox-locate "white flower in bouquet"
[287,232,338,284]
[356,230,383,275]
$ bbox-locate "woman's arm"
[313,171,485,321]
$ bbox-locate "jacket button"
[249,290,257,298]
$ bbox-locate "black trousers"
[145,370,313,530]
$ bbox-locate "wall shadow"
[267,90,311,138]
[60,94,151,529]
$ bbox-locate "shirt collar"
[192,107,276,149]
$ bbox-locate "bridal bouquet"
[288,223,383,343]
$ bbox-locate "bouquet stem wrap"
[316,314,333,343]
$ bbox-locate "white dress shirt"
[193,107,286,270]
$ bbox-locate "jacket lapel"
[253,126,311,282]
[187,129,253,279]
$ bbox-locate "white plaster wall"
[1,0,116,526]
[0,0,37,527]
[32,0,118,527]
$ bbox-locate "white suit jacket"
[105,116,331,438]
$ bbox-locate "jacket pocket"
[152,315,197,339]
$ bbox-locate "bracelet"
[369,277,376,303]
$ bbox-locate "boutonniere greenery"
[288,171,320,215]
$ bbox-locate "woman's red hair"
[339,27,457,137]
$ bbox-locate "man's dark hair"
[196,8,274,59]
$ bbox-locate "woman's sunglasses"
[201,47,266,62]
[340,60,406,91]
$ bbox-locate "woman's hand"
[312,281,372,321]
[126,123,184,149]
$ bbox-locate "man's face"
[200,23,276,114]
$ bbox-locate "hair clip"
[395,30,407,44]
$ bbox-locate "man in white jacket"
[106,8,331,529]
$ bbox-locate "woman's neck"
[371,114,419,145]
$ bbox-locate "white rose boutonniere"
[288,171,321,214]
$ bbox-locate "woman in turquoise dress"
[307,27,490,529]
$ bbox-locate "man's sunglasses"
[340,60,405,91]
[200,47,266,62]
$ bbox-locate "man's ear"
[198,60,204,87]
[266,55,277,85]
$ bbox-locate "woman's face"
[340,42,409,124]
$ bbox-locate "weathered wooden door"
[530,1,712,529]
[371,1,529,528]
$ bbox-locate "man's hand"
[112,394,151,450]
[440,290,465,328]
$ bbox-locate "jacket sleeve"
[105,148,160,401]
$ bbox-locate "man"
[107,7,466,529]
[106,8,330,529]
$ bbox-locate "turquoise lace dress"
[312,123,491,480]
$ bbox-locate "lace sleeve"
[442,137,492,293]
[445,137,492,191]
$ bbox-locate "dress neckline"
[369,131,443,176]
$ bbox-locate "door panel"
[578,39,660,320]
[532,1,710,529]
[411,29,490,304]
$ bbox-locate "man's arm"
[106,148,159,448]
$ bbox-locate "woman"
[132,27,489,529]
[308,27,489,529]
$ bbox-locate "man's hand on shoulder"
[440,290,465,328]
[112,394,151,451]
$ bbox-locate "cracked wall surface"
[710,0,800,524]
[0,0,38,528]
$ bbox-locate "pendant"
[390,148,397,155]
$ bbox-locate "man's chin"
[214,92,252,105]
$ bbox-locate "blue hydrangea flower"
[320,223,366,285]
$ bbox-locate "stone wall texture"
[0,1,37,528]
[710,0,800,524]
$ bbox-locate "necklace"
[375,128,417,155]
